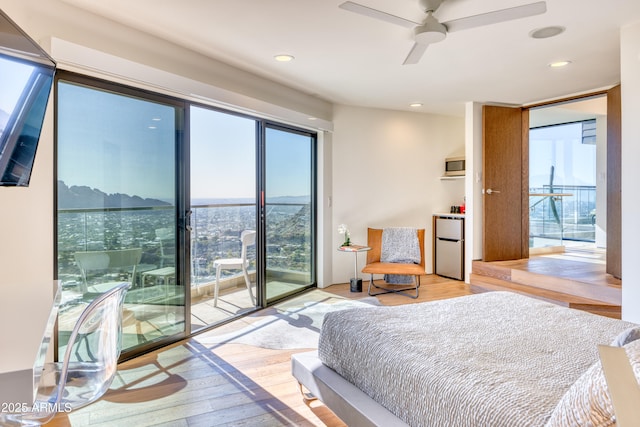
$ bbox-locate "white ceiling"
[59,0,640,117]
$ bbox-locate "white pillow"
[545,339,640,427]
[610,326,640,347]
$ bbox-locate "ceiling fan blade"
[443,1,547,33]
[402,42,429,65]
[339,1,419,29]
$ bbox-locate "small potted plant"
[338,224,351,247]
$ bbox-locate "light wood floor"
[47,275,469,427]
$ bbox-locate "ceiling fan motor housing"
[414,14,447,44]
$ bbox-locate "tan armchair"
[362,228,425,298]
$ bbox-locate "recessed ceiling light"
[274,54,294,62]
[529,26,565,39]
[410,103,423,108]
[549,60,571,68]
[308,117,317,121]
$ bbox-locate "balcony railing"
[190,202,257,289]
[529,185,596,247]
[58,202,311,290]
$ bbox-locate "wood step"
[472,260,621,304]
[509,269,620,305]
[469,273,621,319]
[469,262,512,282]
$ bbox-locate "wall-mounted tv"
[0,9,55,187]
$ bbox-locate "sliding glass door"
[263,125,316,303]
[189,106,258,331]
[56,72,317,352]
[56,73,185,358]
[187,113,317,329]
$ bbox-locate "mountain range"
[57,180,171,209]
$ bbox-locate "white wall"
[0,102,54,293]
[330,105,465,284]
[316,131,334,288]
[465,102,484,280]
[620,21,640,322]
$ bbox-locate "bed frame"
[291,351,408,427]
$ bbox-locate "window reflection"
[56,79,184,358]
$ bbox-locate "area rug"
[196,293,380,349]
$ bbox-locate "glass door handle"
[183,210,193,232]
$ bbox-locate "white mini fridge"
[434,216,464,280]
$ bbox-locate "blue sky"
[57,83,312,202]
[58,82,176,201]
[265,126,312,200]
[190,106,255,200]
[190,106,312,201]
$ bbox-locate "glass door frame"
[184,111,318,327]
[257,121,318,307]
[186,103,260,333]
[54,70,190,361]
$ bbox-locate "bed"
[291,291,640,427]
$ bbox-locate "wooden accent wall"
[607,85,622,279]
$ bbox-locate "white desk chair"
[155,227,175,268]
[213,230,256,307]
[0,282,131,426]
[74,248,142,293]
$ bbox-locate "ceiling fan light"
[274,54,295,62]
[414,16,446,45]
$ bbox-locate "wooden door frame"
[606,85,621,278]
[524,89,620,275]
[481,90,615,263]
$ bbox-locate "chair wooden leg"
[298,382,317,403]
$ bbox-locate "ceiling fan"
[339,0,547,65]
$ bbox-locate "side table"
[338,244,371,292]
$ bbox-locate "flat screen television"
[0,9,55,186]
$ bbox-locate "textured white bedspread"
[318,292,635,427]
